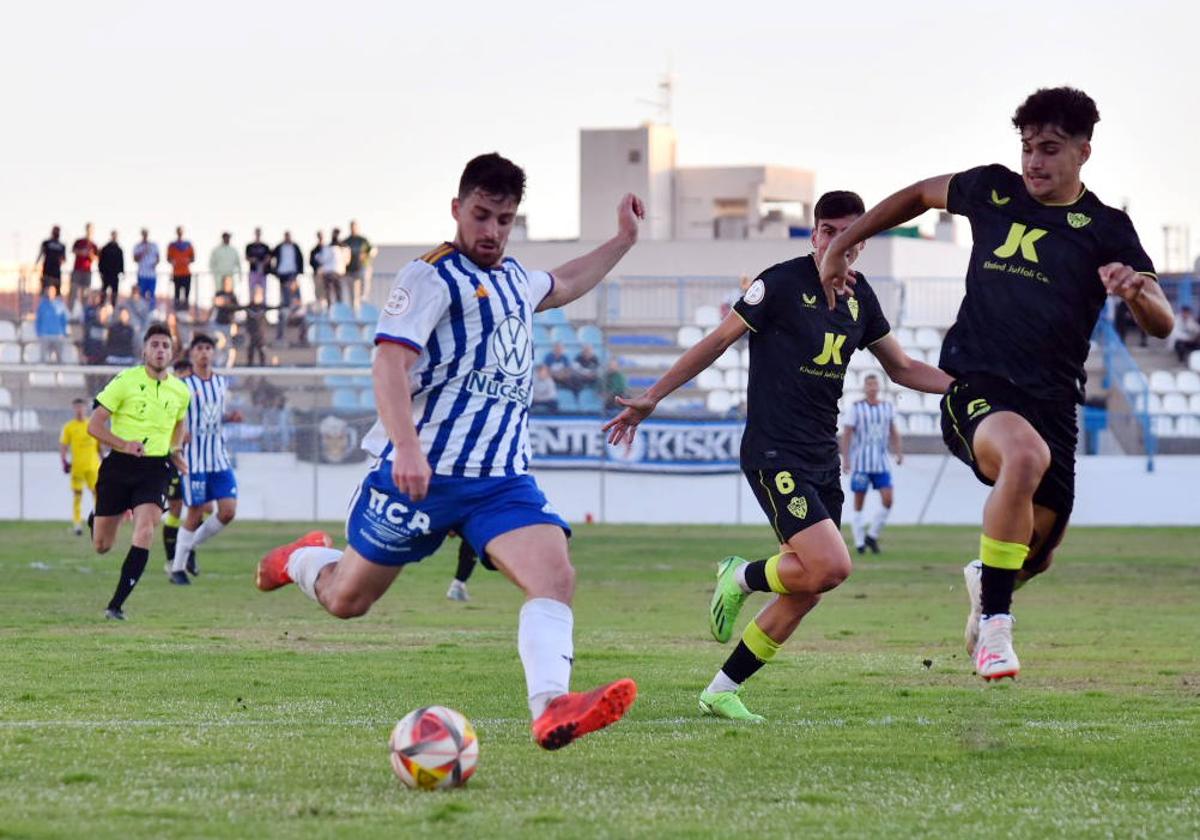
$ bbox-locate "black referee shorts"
[744,465,844,544]
[95,452,174,517]
[940,373,1077,517]
[165,464,183,503]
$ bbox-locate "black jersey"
[734,255,891,471]
[941,164,1156,404]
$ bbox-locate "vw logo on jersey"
[491,316,532,376]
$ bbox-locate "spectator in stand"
[603,358,627,410]
[210,275,241,366]
[35,225,67,294]
[1170,305,1200,363]
[543,341,573,389]
[315,230,343,309]
[573,343,601,389]
[36,285,70,362]
[532,364,558,413]
[163,311,185,360]
[104,306,136,364]
[166,226,195,312]
[271,231,303,339]
[82,290,107,364]
[245,227,272,300]
[69,223,99,316]
[308,231,323,289]
[98,230,124,306]
[240,286,277,367]
[132,229,160,303]
[1115,299,1147,348]
[209,232,242,291]
[343,220,376,309]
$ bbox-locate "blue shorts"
[346,462,570,567]
[137,276,156,300]
[850,470,893,493]
[183,469,238,506]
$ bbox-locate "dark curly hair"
[1012,87,1100,139]
[458,152,526,204]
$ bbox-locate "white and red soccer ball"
[389,706,479,790]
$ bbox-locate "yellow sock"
[163,512,181,529]
[763,554,790,594]
[71,491,82,526]
[980,534,1028,570]
[741,620,783,663]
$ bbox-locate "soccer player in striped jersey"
[167,334,241,585]
[257,153,642,750]
[841,373,902,554]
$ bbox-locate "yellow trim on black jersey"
[1035,183,1088,207]
[865,330,892,348]
[419,243,455,265]
[733,309,757,334]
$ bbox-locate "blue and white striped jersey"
[182,373,233,473]
[362,244,554,477]
[847,399,894,474]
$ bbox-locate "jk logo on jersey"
[994,223,1047,263]
[491,316,531,376]
[813,332,847,366]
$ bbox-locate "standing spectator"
[603,359,627,410]
[36,286,70,362]
[271,231,303,339]
[245,227,272,301]
[209,232,242,291]
[315,230,343,309]
[166,226,195,312]
[342,220,376,309]
[1170,305,1200,363]
[531,364,558,413]
[98,230,124,306]
[308,231,323,287]
[69,223,99,316]
[132,229,160,303]
[82,290,107,364]
[210,275,241,366]
[105,306,136,364]
[1115,299,1147,348]
[35,225,67,294]
[543,342,573,389]
[573,343,601,389]
[240,286,277,367]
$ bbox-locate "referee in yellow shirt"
[60,397,101,535]
[88,324,190,620]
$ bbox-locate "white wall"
[5,453,1197,527]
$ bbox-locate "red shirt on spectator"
[72,239,98,272]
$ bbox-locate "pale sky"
[4,0,1198,272]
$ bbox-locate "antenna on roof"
[637,61,676,126]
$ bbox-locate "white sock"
[733,562,753,594]
[705,670,740,694]
[868,506,890,540]
[851,511,866,547]
[518,598,574,719]
[287,547,341,601]
[170,527,197,572]
[191,515,226,549]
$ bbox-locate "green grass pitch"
[0,522,1197,838]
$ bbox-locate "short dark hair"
[144,324,172,343]
[458,153,526,204]
[814,191,865,223]
[72,397,86,405]
[172,359,193,373]
[190,333,215,349]
[863,373,879,383]
[1012,87,1099,140]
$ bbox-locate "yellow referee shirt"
[95,366,190,457]
[59,419,101,474]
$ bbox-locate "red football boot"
[531,678,637,750]
[255,531,334,591]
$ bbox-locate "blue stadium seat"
[317,346,342,366]
[357,302,380,324]
[360,325,375,342]
[550,324,576,344]
[532,324,551,345]
[332,388,358,410]
[344,344,371,366]
[577,325,604,347]
[556,390,579,412]
[608,334,672,347]
[330,302,356,324]
[578,388,603,413]
[534,308,568,326]
[309,322,336,344]
[334,323,360,344]
[352,375,372,388]
[359,389,376,409]
[323,374,354,388]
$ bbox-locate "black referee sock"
[980,564,1018,617]
[719,641,768,685]
[455,540,478,584]
[163,525,178,565]
[108,546,150,611]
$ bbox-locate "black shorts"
[940,373,1077,517]
[95,453,173,517]
[744,465,844,544]
[165,465,183,503]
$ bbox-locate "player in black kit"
[604,191,953,721]
[819,88,1174,680]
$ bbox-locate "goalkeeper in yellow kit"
[60,397,101,535]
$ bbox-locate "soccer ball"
[389,706,479,790]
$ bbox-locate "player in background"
[446,534,480,602]
[604,191,953,721]
[819,87,1174,680]
[88,324,190,619]
[840,373,902,554]
[162,357,204,575]
[257,153,642,750]
[168,334,241,585]
[60,398,101,535]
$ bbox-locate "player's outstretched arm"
[869,334,954,395]
[539,194,644,311]
[603,312,747,445]
[889,418,904,466]
[819,175,954,310]
[169,419,188,475]
[374,342,432,501]
[1100,264,1174,339]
